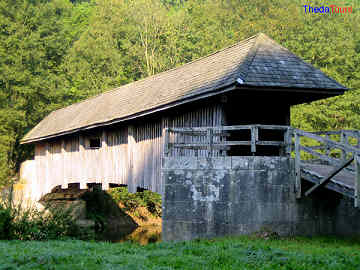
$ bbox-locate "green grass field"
[1,236,360,270]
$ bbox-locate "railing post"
[295,132,301,198]
[207,128,213,157]
[283,127,292,157]
[251,126,258,155]
[340,131,347,160]
[355,155,360,208]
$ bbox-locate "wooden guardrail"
[311,130,360,160]
[163,124,292,157]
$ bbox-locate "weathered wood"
[295,133,301,198]
[78,135,86,189]
[101,130,109,190]
[256,141,284,146]
[304,157,354,197]
[315,130,360,138]
[296,129,360,156]
[251,126,257,154]
[30,104,224,196]
[325,134,331,157]
[301,171,355,199]
[169,124,289,132]
[355,155,360,207]
[170,140,285,149]
[286,128,293,156]
[340,131,347,160]
[61,140,68,189]
[163,128,169,156]
[299,145,344,167]
[207,128,213,157]
[127,125,135,192]
[167,130,228,136]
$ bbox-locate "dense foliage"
[0,0,359,185]
[0,199,88,240]
[108,187,162,217]
[1,236,360,269]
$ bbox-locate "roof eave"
[236,84,347,95]
[21,83,239,144]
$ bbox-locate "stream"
[97,225,162,245]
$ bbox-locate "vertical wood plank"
[101,130,109,190]
[355,155,360,208]
[295,132,301,199]
[163,128,169,157]
[61,139,68,189]
[79,135,87,189]
[45,142,50,193]
[128,125,135,193]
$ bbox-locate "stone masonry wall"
[162,156,360,241]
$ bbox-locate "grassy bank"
[1,236,360,269]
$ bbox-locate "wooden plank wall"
[128,121,162,193]
[34,103,224,196]
[167,104,225,157]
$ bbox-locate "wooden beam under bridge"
[305,156,354,197]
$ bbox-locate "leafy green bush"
[107,187,162,217]
[0,196,90,240]
[107,187,143,212]
[10,205,85,241]
[138,190,162,216]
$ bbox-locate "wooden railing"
[312,130,360,160]
[293,129,360,207]
[294,129,360,169]
[163,124,292,157]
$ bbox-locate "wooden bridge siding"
[166,104,225,158]
[106,128,129,187]
[128,103,225,194]
[33,103,225,195]
[129,121,162,193]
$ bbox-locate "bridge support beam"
[304,157,354,197]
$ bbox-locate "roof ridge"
[241,33,264,81]
[50,33,261,115]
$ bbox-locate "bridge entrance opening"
[223,92,290,156]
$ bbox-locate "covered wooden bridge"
[20,33,350,209]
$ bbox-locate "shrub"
[0,192,91,240]
[107,187,162,217]
[107,187,143,212]
[138,190,162,216]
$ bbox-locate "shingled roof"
[22,33,347,144]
